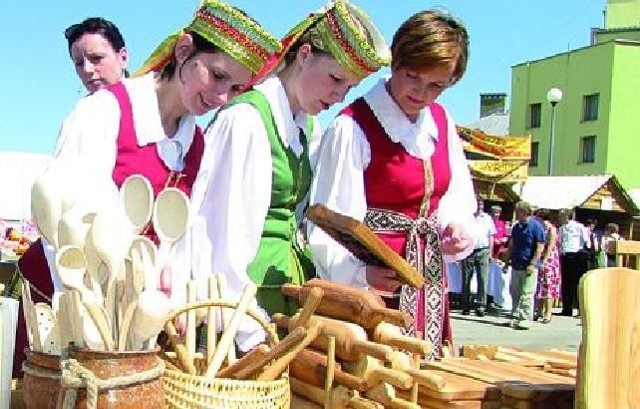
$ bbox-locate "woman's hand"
[441,223,472,255]
[366,265,403,292]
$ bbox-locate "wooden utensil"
[389,351,446,390]
[206,276,219,366]
[21,279,42,352]
[34,303,59,355]
[372,322,432,356]
[120,174,154,234]
[272,313,394,362]
[232,326,307,380]
[256,322,322,381]
[289,348,368,392]
[216,344,270,378]
[204,283,257,377]
[283,282,412,330]
[344,355,414,390]
[290,378,383,409]
[56,245,114,350]
[215,274,236,364]
[365,383,420,409]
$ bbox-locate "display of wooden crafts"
[305,204,425,288]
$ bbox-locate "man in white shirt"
[558,208,590,316]
[461,196,496,316]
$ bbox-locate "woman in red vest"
[14,0,280,376]
[309,10,476,360]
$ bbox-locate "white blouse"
[191,75,320,351]
[308,78,476,289]
[48,73,197,308]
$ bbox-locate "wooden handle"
[206,276,218,365]
[373,322,431,356]
[404,368,446,390]
[296,287,324,327]
[290,349,367,392]
[164,320,197,375]
[370,366,414,390]
[351,340,394,363]
[216,274,236,364]
[84,302,115,351]
[366,383,420,409]
[257,322,321,381]
[205,283,257,377]
[117,300,137,352]
[216,344,270,378]
[233,326,306,379]
[291,378,355,408]
[349,396,384,409]
[186,280,197,356]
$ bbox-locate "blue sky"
[0,1,604,154]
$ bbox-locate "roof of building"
[0,151,52,222]
[512,174,639,215]
[465,112,510,136]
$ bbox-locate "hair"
[65,17,128,77]
[490,205,502,213]
[515,201,532,215]
[284,11,374,66]
[159,31,221,81]
[391,10,469,85]
[535,208,552,221]
[585,218,597,226]
[65,17,126,54]
[605,223,619,234]
[559,208,575,219]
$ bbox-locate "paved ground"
[450,307,582,352]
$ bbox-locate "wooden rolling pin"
[272,313,393,362]
[257,322,322,381]
[290,348,368,392]
[233,326,307,379]
[366,383,420,409]
[283,281,412,330]
[216,344,270,378]
[291,395,323,409]
[388,351,446,390]
[343,355,414,390]
[291,378,383,409]
[370,322,432,356]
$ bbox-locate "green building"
[509,0,640,189]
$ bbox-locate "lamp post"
[546,87,563,175]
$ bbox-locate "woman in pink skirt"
[534,209,561,323]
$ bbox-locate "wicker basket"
[161,300,290,409]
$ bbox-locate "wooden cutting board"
[400,369,500,401]
[576,267,640,409]
[396,390,500,409]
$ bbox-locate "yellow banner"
[458,126,531,160]
[468,160,529,183]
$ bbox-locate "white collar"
[125,73,196,157]
[254,75,312,156]
[363,78,440,160]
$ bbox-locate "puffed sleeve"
[191,103,272,351]
[307,114,371,289]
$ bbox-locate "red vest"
[340,98,451,258]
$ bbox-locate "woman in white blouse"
[308,10,476,359]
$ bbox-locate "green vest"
[227,91,315,305]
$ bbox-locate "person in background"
[15,0,280,376]
[506,201,545,330]
[487,204,510,310]
[557,208,589,317]
[64,17,129,94]
[584,219,601,272]
[461,196,495,316]
[308,9,475,359]
[602,222,624,267]
[533,209,560,324]
[192,0,389,351]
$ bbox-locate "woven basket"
[161,300,290,409]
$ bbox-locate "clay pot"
[22,349,61,409]
[65,347,164,408]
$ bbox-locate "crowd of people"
[450,200,626,330]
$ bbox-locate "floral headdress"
[254,0,390,81]
[135,0,282,76]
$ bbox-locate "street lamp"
[546,87,563,175]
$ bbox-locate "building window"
[530,141,539,167]
[583,94,599,121]
[529,103,541,128]
[580,135,596,163]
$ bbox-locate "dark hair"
[605,223,619,234]
[160,31,221,81]
[535,208,552,221]
[65,17,126,55]
[391,10,469,85]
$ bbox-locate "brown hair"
[391,10,469,84]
